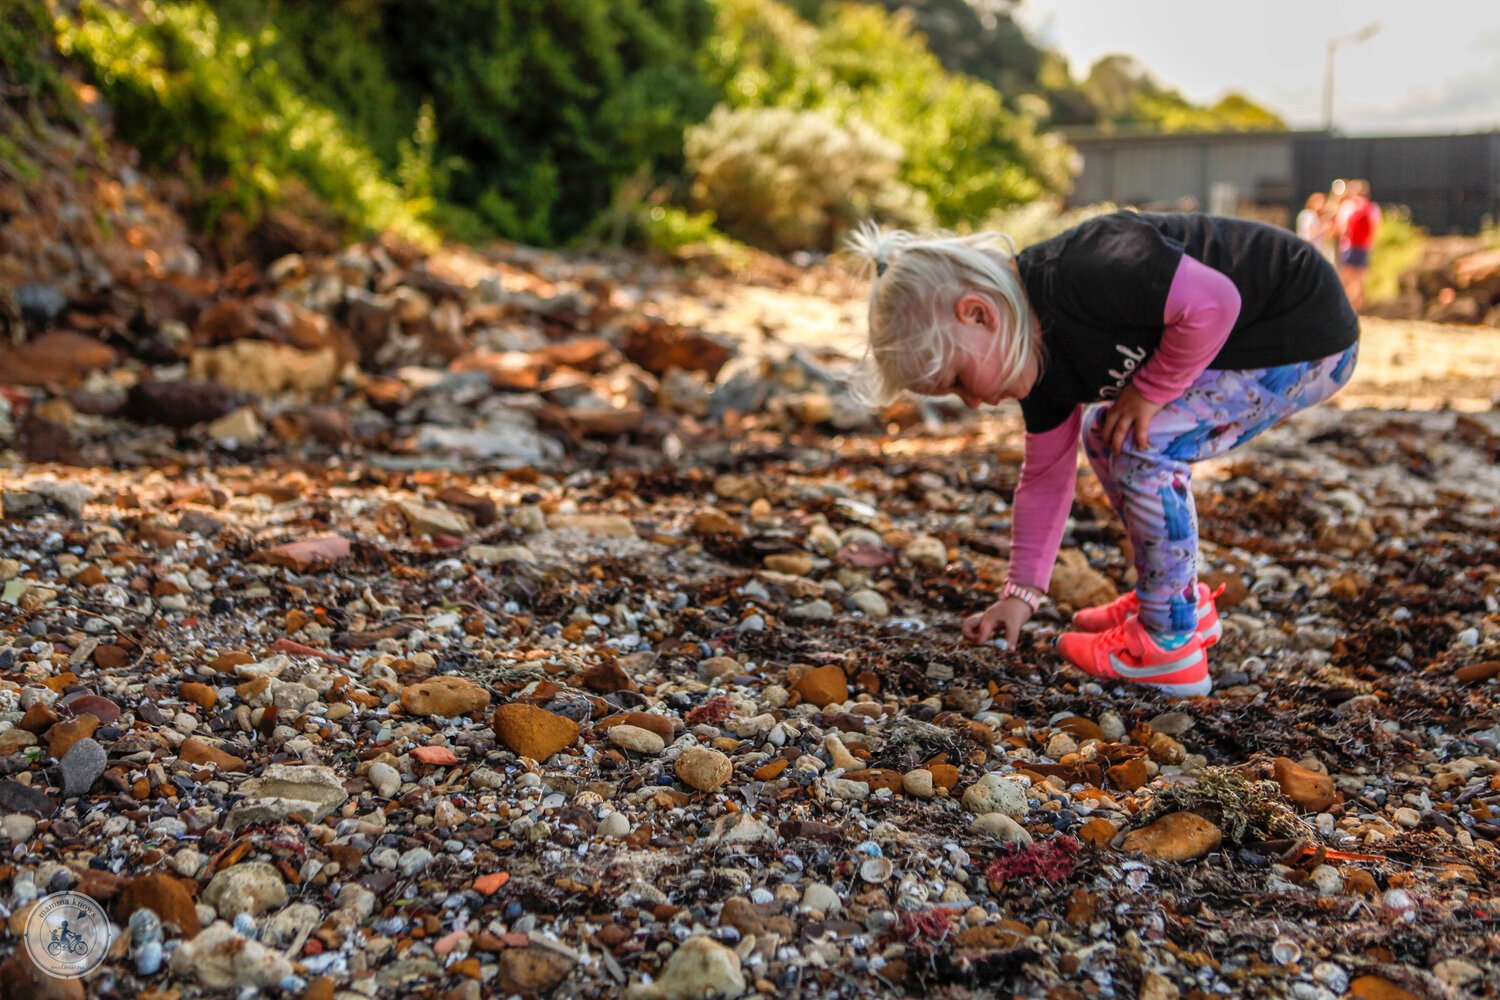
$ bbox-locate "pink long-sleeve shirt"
[1006,255,1242,592]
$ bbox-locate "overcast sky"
[1015,0,1500,135]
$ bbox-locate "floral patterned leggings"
[1082,344,1359,634]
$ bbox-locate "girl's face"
[913,293,1038,407]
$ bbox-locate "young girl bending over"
[851,211,1359,697]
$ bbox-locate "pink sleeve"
[1130,255,1242,405]
[1006,406,1082,592]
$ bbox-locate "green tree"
[377,0,717,244]
[704,0,1071,229]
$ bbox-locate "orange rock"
[472,872,510,896]
[400,676,491,717]
[251,534,351,573]
[492,703,580,762]
[1077,817,1117,848]
[793,664,848,708]
[19,703,58,734]
[0,330,118,387]
[1273,757,1339,812]
[47,715,100,758]
[1056,716,1105,743]
[73,565,106,587]
[927,763,960,790]
[596,712,674,744]
[1107,759,1149,792]
[1344,869,1378,895]
[410,746,459,766]
[209,651,254,672]
[93,645,129,669]
[754,759,790,781]
[1147,733,1185,764]
[1455,660,1500,684]
[1121,812,1222,861]
[179,682,218,710]
[118,872,201,937]
[1348,976,1420,1000]
[178,737,247,772]
[690,508,744,537]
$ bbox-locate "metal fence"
[1065,129,1500,235]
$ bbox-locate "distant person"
[850,211,1359,697]
[1335,179,1381,310]
[1296,192,1335,263]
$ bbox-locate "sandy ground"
[659,277,1500,412]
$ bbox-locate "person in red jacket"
[1335,179,1381,310]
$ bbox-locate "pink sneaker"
[1072,582,1224,647]
[1056,618,1212,698]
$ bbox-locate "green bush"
[981,200,1122,250]
[685,104,926,253]
[1366,204,1426,305]
[57,0,434,243]
[703,0,1072,232]
[376,0,718,245]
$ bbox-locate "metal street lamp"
[1323,22,1381,132]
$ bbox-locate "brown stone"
[401,676,491,717]
[1065,887,1100,927]
[1121,812,1222,861]
[300,977,336,1000]
[1348,976,1420,1000]
[955,921,1031,950]
[18,703,58,735]
[492,704,580,762]
[72,565,106,587]
[1047,548,1118,611]
[792,664,848,708]
[46,715,99,758]
[840,768,904,792]
[675,747,733,792]
[178,738,247,772]
[1344,869,1378,895]
[250,534,351,573]
[180,682,218,710]
[596,713,674,745]
[0,330,118,388]
[0,952,85,999]
[1078,817,1118,848]
[753,759,789,781]
[1106,759,1149,792]
[1455,660,1500,684]
[1056,716,1105,743]
[209,651,254,673]
[690,508,744,537]
[117,872,202,937]
[93,644,129,669]
[1147,733,1185,764]
[1273,756,1339,812]
[763,552,813,576]
[927,763,960,790]
[719,897,795,939]
[1200,569,1248,608]
[495,946,572,995]
[580,659,635,694]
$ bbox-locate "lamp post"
[1323,22,1381,132]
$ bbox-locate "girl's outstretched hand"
[1101,382,1164,454]
[963,597,1034,647]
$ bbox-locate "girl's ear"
[955,293,997,330]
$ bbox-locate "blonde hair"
[845,222,1039,406]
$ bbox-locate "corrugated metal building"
[1064,129,1500,234]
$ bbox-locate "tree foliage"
[704,0,1072,231]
